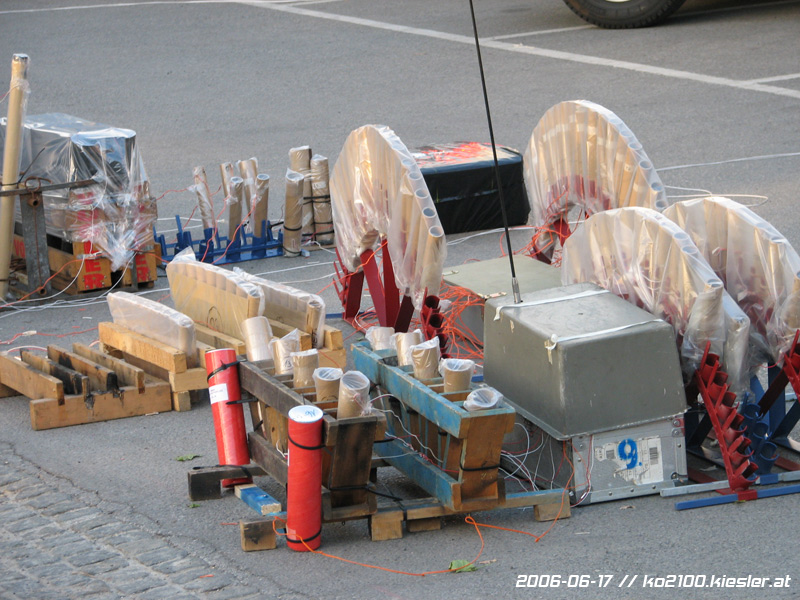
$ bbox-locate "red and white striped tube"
[205,348,251,488]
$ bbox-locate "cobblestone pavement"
[0,443,263,600]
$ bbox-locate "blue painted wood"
[238,486,282,516]
[675,483,800,510]
[352,342,514,438]
[373,438,459,510]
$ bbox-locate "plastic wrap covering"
[523,100,668,261]
[271,329,301,375]
[233,268,326,349]
[411,337,439,379]
[237,158,259,235]
[330,124,447,309]
[464,387,502,412]
[191,166,216,230]
[283,169,304,256]
[107,291,197,366]
[664,196,800,367]
[561,207,750,392]
[254,174,270,237]
[310,154,334,245]
[365,326,395,351]
[289,146,314,240]
[0,113,155,270]
[166,249,265,339]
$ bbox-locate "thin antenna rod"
[467,0,522,304]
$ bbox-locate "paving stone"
[71,514,117,533]
[114,535,168,556]
[82,521,130,541]
[6,515,52,533]
[24,492,71,509]
[65,549,121,568]
[152,556,208,575]
[40,500,86,517]
[46,538,98,559]
[0,506,36,523]
[137,585,201,600]
[12,484,49,500]
[204,584,262,600]
[136,545,189,567]
[2,477,41,492]
[55,507,104,525]
[103,566,169,596]
[78,555,129,576]
[0,473,23,486]
[182,573,236,593]
[169,567,221,585]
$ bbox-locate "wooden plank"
[235,484,282,516]
[0,352,64,401]
[319,347,347,370]
[172,391,192,412]
[324,418,377,508]
[406,517,441,533]
[0,382,17,398]
[373,438,461,511]
[535,501,571,522]
[194,323,247,355]
[240,518,280,551]
[168,368,208,393]
[72,343,145,392]
[369,511,403,541]
[323,325,344,350]
[248,431,289,485]
[29,378,172,430]
[458,411,509,502]
[47,345,118,392]
[187,465,268,501]
[20,351,88,399]
[98,322,187,373]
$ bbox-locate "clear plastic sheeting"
[107,291,197,366]
[664,196,800,367]
[330,124,447,309]
[0,113,155,270]
[524,100,668,261]
[561,206,750,393]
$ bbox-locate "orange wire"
[271,514,485,577]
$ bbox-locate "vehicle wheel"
[562,0,687,28]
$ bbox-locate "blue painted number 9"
[618,439,638,469]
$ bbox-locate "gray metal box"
[502,414,687,503]
[485,283,686,440]
[442,256,562,343]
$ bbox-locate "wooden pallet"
[12,235,157,294]
[98,322,206,412]
[0,343,171,430]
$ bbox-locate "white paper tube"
[313,367,342,403]
[337,370,370,418]
[289,146,313,241]
[411,337,439,379]
[464,387,502,412]
[237,157,258,234]
[220,162,235,205]
[366,326,395,351]
[394,330,423,366]
[192,166,216,230]
[242,316,273,362]
[310,154,333,245]
[254,174,270,238]
[291,349,319,389]
[283,169,304,256]
[440,358,475,393]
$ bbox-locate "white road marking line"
[486,25,594,40]
[4,0,799,100]
[745,72,800,84]
[256,2,800,100]
[657,151,800,172]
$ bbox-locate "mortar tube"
[0,54,30,299]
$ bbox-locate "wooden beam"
[47,345,118,392]
[0,352,63,401]
[235,484,282,516]
[20,351,88,399]
[29,377,172,430]
[248,431,288,485]
[98,322,188,373]
[72,343,145,393]
[194,323,247,356]
[240,517,281,551]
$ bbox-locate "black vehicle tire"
[562,0,687,28]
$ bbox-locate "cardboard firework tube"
[289,146,313,240]
[305,299,324,348]
[237,157,258,234]
[192,166,216,230]
[229,176,246,239]
[205,348,251,487]
[337,370,370,419]
[411,338,439,380]
[313,367,342,403]
[420,225,445,296]
[242,316,273,362]
[394,330,423,366]
[310,154,333,244]
[220,162,235,203]
[441,358,475,393]
[291,349,319,389]
[366,326,395,351]
[254,174,270,237]
[286,404,324,551]
[271,329,300,374]
[283,169,304,256]
[0,54,29,299]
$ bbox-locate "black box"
[413,142,529,235]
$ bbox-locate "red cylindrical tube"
[205,348,251,488]
[286,405,324,551]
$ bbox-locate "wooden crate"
[12,235,157,294]
[98,322,205,412]
[0,343,171,430]
[264,320,346,371]
[353,341,520,513]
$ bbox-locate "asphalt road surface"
[1,1,799,599]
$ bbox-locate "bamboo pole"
[0,54,30,299]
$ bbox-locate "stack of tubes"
[420,295,448,357]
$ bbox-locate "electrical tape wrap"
[205,348,251,488]
[286,405,324,552]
